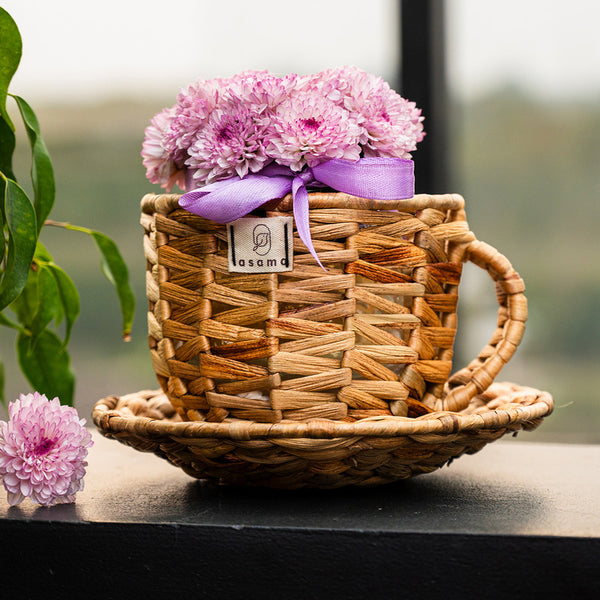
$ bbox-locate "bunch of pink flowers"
[142,66,425,191]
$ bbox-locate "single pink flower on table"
[0,392,93,507]
[266,91,362,172]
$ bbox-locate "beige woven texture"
[92,191,552,488]
[141,192,528,422]
[93,383,553,488]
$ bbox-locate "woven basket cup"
[141,191,527,424]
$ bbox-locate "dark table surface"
[1,432,599,599]
[2,431,598,537]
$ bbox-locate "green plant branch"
[44,219,135,341]
[44,219,91,234]
[0,8,135,405]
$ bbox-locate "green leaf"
[46,263,80,346]
[0,182,5,265]
[91,231,135,340]
[17,330,74,405]
[0,309,23,330]
[11,95,55,232]
[0,178,37,310]
[0,361,4,406]
[29,265,60,345]
[0,116,16,180]
[0,8,21,116]
[10,243,80,346]
[0,7,21,179]
[8,262,38,327]
[33,239,53,263]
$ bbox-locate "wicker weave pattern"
[141,192,525,423]
[93,383,553,489]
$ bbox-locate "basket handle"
[439,239,527,412]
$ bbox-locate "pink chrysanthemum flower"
[228,70,293,118]
[186,93,272,186]
[165,79,221,156]
[142,67,425,189]
[0,392,93,507]
[315,66,425,158]
[141,106,186,191]
[360,91,425,158]
[294,70,345,104]
[266,91,361,172]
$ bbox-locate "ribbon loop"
[179,157,415,270]
[312,157,414,200]
[178,174,292,224]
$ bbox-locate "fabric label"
[227,216,294,273]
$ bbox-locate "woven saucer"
[93,382,553,489]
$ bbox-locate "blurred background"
[1,0,598,441]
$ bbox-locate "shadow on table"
[174,469,544,535]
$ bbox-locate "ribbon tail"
[292,177,325,271]
[179,175,292,223]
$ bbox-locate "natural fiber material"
[93,382,553,488]
[142,191,527,424]
[94,191,549,489]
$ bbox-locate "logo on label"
[252,224,272,255]
[227,216,293,274]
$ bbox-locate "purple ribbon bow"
[179,157,414,269]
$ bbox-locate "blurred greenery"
[0,90,598,442]
[453,87,600,442]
